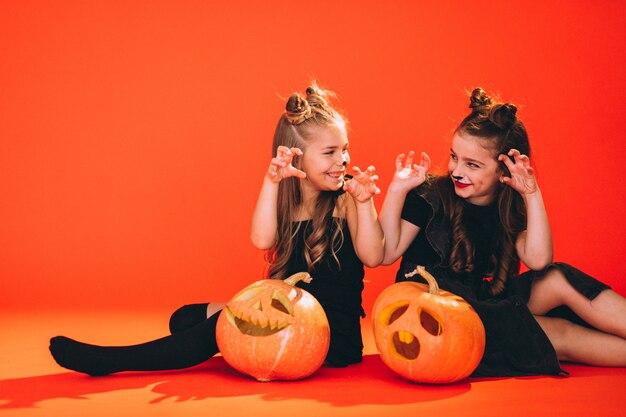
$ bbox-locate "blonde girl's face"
[300,124,350,194]
[448,131,502,206]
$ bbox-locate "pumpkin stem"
[284,272,312,286]
[405,265,440,295]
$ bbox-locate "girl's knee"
[533,269,574,298]
[541,268,569,287]
[169,303,211,334]
[528,270,570,313]
[535,316,576,360]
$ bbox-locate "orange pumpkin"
[215,272,330,381]
[372,266,485,383]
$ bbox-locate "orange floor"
[1,310,625,417]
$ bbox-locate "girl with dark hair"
[379,88,626,376]
[49,84,384,376]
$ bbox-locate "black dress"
[286,218,365,367]
[398,183,610,377]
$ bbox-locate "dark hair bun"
[469,87,492,111]
[305,85,328,108]
[489,103,518,130]
[285,93,312,125]
[286,93,307,113]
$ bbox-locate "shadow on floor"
[0,355,472,409]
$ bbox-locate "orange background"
[1,0,625,313]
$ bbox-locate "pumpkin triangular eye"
[271,290,293,315]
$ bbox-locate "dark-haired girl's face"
[448,132,502,205]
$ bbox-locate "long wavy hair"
[267,83,348,280]
[438,88,530,295]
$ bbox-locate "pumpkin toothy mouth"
[224,288,295,336]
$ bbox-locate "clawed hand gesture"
[391,151,431,192]
[498,149,538,196]
[344,166,381,202]
[266,146,306,183]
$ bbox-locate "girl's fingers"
[509,149,531,166]
[292,168,307,179]
[500,152,533,176]
[404,151,415,169]
[508,149,531,162]
[518,154,530,167]
[412,165,427,179]
[395,153,406,170]
[276,145,290,156]
[271,157,287,168]
[508,149,520,158]
[276,149,292,166]
[420,152,431,171]
[352,165,378,182]
[499,154,516,170]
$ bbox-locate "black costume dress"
[398,182,610,377]
[287,218,365,367]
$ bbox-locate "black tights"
[49,303,219,376]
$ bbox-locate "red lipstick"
[453,180,471,189]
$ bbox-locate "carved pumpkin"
[215,272,330,381]
[372,266,485,383]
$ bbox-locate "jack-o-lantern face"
[216,272,330,382]
[372,266,485,384]
[224,283,300,336]
[378,300,443,361]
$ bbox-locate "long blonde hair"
[267,84,348,280]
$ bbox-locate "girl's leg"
[169,303,209,334]
[535,316,626,366]
[169,302,225,334]
[527,269,626,339]
[49,309,221,376]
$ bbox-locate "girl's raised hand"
[344,165,381,202]
[266,146,306,183]
[391,151,430,192]
[499,149,538,196]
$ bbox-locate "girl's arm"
[379,151,430,265]
[499,149,553,270]
[250,146,305,250]
[343,166,384,267]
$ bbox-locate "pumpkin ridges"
[372,267,486,384]
[216,275,330,381]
